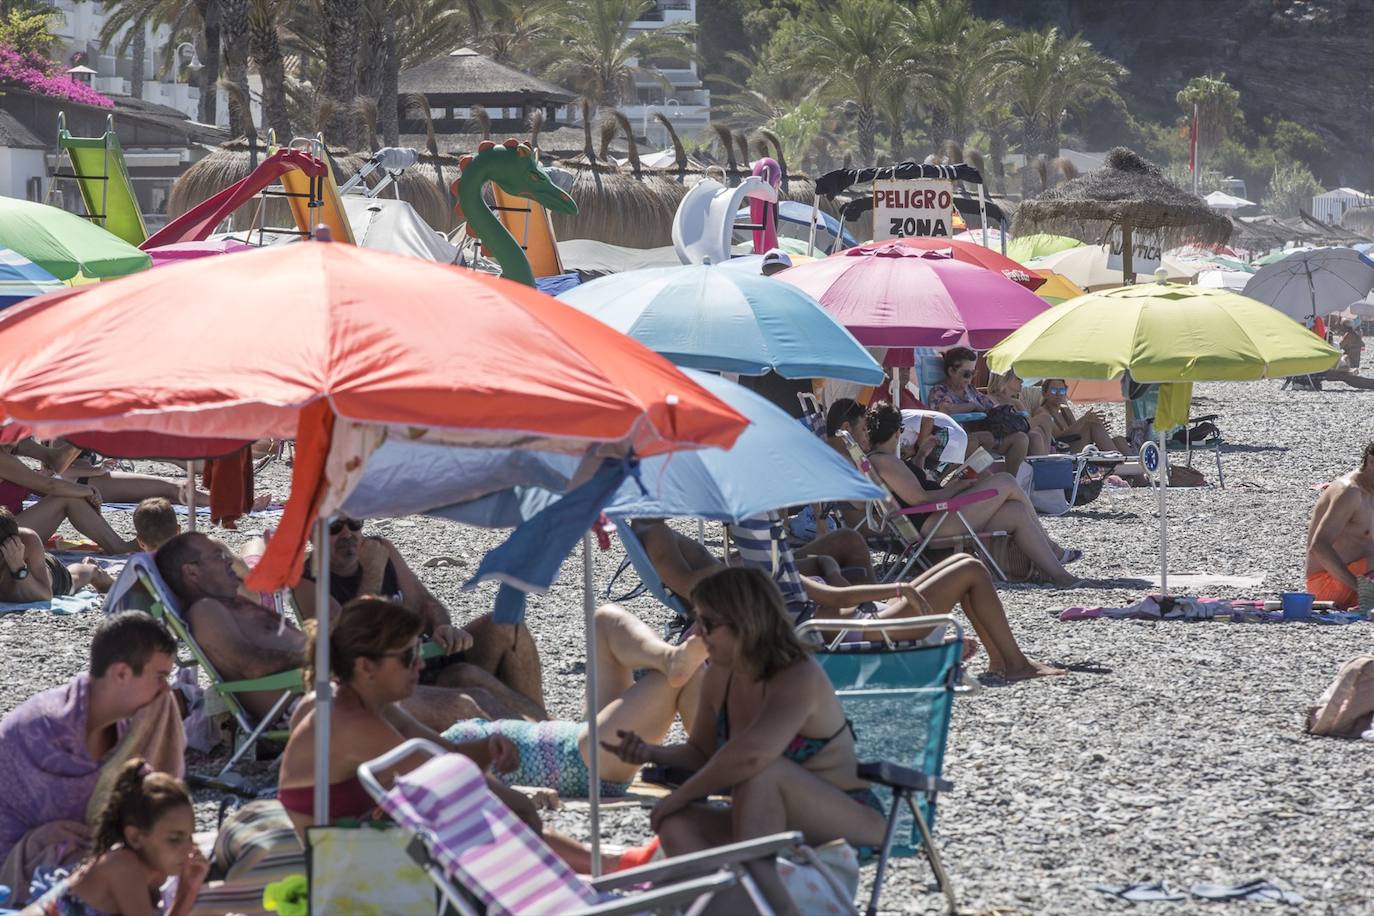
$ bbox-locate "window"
[25,176,42,202]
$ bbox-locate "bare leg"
[16,496,136,554]
[967,431,997,458]
[83,471,207,505]
[1085,420,1117,452]
[461,613,546,716]
[795,527,874,583]
[580,669,704,784]
[997,431,1029,474]
[430,663,546,720]
[400,684,500,731]
[1028,428,1050,456]
[592,604,705,709]
[986,502,1075,585]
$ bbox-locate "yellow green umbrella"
[987,277,1339,595]
[987,280,1340,383]
[1007,232,1083,262]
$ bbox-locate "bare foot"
[251,492,274,512]
[961,636,981,663]
[666,634,708,687]
[994,659,1069,681]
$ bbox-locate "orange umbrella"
[0,242,748,588]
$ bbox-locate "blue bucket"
[1280,591,1314,620]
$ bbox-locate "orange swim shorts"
[1306,558,1369,609]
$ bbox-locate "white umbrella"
[1242,247,1374,323]
[1196,268,1254,292]
[1204,190,1255,212]
[1029,244,1195,289]
[1344,293,1374,319]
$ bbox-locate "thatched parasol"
[1013,147,1232,281]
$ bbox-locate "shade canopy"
[344,369,882,525]
[1241,247,1374,323]
[1204,190,1255,211]
[558,264,883,383]
[1027,244,1195,290]
[774,242,1050,348]
[0,246,64,309]
[1013,148,1232,250]
[986,282,1341,383]
[0,197,151,280]
[849,237,1045,290]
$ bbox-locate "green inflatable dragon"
[452,138,577,287]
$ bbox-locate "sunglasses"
[374,641,421,668]
[1046,386,1069,395]
[330,518,364,536]
[959,370,975,378]
[696,614,728,635]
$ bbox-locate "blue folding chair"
[799,616,963,916]
[603,519,693,642]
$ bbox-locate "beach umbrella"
[1013,148,1231,283]
[1032,270,1086,305]
[951,228,1008,250]
[0,197,151,280]
[145,238,255,267]
[558,263,883,383]
[0,246,64,309]
[0,241,749,829]
[1255,247,1313,266]
[1027,244,1196,290]
[774,242,1052,348]
[849,237,1045,290]
[1241,247,1374,323]
[987,278,1339,593]
[1344,294,1374,319]
[1007,232,1083,262]
[1196,269,1254,292]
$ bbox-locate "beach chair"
[105,555,300,783]
[603,519,694,644]
[1125,383,1224,487]
[359,739,834,916]
[798,615,964,916]
[835,431,1008,582]
[914,348,985,426]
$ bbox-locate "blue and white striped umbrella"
[558,263,884,384]
[0,246,64,310]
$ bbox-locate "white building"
[1312,187,1372,226]
[624,0,710,149]
[0,111,47,201]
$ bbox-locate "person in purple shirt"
[0,611,184,906]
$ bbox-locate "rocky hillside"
[971,0,1374,190]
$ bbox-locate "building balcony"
[632,0,695,25]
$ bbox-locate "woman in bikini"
[603,567,888,912]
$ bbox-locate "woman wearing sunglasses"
[1036,378,1133,455]
[603,567,888,910]
[928,347,1031,474]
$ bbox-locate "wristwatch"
[11,564,28,580]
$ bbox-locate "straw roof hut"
[1013,148,1232,270]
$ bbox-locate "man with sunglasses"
[293,516,546,719]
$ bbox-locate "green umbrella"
[1255,247,1312,267]
[0,198,151,280]
[1007,232,1084,262]
[988,277,1339,594]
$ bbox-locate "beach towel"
[0,673,185,905]
[0,587,103,616]
[1306,654,1374,738]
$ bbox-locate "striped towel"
[728,512,815,621]
[379,753,595,916]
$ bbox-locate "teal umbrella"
[0,198,151,280]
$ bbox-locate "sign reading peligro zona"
[873,179,954,240]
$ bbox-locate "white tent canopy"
[1204,190,1256,211]
[342,197,459,264]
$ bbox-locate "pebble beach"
[1,378,1370,914]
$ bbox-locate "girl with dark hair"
[21,758,207,916]
[603,567,888,909]
[862,402,1083,586]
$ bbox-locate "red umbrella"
[776,242,1052,348]
[850,237,1045,290]
[0,242,748,588]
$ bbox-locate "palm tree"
[534,0,697,108]
[789,0,905,165]
[220,0,250,136]
[462,0,553,64]
[1003,26,1125,197]
[193,0,222,124]
[319,0,362,146]
[903,2,1011,152]
[248,0,291,139]
[98,1,153,99]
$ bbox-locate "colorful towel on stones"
[1057,595,1367,624]
[0,587,104,616]
[0,674,185,905]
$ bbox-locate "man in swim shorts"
[1306,441,1374,608]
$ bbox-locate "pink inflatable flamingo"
[750,157,781,253]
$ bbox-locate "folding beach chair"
[835,431,1008,582]
[798,615,964,916]
[359,739,838,916]
[603,518,694,645]
[104,555,300,782]
[1126,383,1224,487]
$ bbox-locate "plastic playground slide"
[490,185,564,278]
[57,116,147,247]
[672,177,778,266]
[271,140,355,243]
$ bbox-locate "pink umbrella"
[774,242,1051,348]
[145,238,255,267]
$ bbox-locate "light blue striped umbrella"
[558,264,884,384]
[0,246,63,309]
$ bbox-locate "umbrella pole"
[807,193,819,255]
[185,463,196,533]
[582,531,602,876]
[1157,429,1169,596]
[1121,224,1135,285]
[312,516,333,826]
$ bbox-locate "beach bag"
[777,841,859,915]
[982,404,1030,438]
[1168,465,1207,488]
[984,536,1042,582]
[306,823,438,915]
[1170,421,1218,445]
[1305,654,1374,738]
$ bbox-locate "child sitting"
[22,758,208,916]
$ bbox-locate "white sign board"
[873,179,954,240]
[1106,229,1162,275]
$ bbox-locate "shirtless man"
[1306,442,1374,609]
[154,533,537,732]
